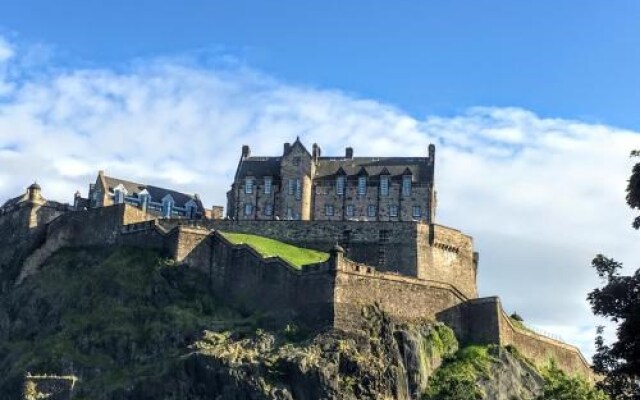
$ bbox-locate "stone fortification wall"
[162,219,479,299]
[165,226,337,329]
[0,203,70,289]
[17,205,153,283]
[162,219,422,277]
[439,297,592,378]
[417,224,478,299]
[333,257,469,331]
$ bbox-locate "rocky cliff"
[0,246,602,399]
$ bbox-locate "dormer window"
[114,189,124,204]
[245,177,254,194]
[402,175,412,196]
[162,195,174,218]
[139,191,150,211]
[380,176,389,196]
[336,176,345,195]
[185,200,197,219]
[358,176,367,196]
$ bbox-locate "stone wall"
[333,257,469,331]
[17,205,153,284]
[161,219,479,299]
[162,220,420,276]
[438,297,593,378]
[417,224,478,298]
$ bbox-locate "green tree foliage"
[629,150,640,229]
[537,362,608,400]
[586,150,640,399]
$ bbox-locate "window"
[264,177,272,194]
[295,179,301,200]
[139,193,149,211]
[336,176,345,195]
[162,198,173,218]
[380,176,389,196]
[358,176,367,196]
[325,204,334,216]
[389,205,398,217]
[412,205,422,218]
[264,204,273,216]
[244,203,253,216]
[114,190,124,204]
[346,204,355,217]
[402,175,412,196]
[286,207,293,220]
[288,179,295,195]
[368,205,376,217]
[245,178,254,194]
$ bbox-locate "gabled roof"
[235,157,282,179]
[102,175,204,210]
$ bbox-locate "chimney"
[345,147,353,159]
[241,145,251,159]
[312,143,321,161]
[284,142,291,154]
[428,143,435,160]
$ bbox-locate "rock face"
[0,246,553,399]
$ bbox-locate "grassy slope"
[219,231,329,269]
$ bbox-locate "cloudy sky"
[1,2,639,358]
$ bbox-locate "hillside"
[0,245,605,399]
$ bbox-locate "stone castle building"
[0,144,594,382]
[227,138,437,222]
[77,171,223,220]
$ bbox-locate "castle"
[0,139,593,381]
[227,138,436,223]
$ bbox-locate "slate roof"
[103,176,204,210]
[234,156,434,183]
[1,193,26,208]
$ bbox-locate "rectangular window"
[389,205,398,217]
[286,207,293,220]
[264,177,272,194]
[295,179,301,200]
[346,204,355,217]
[380,176,389,196]
[412,205,421,218]
[402,175,412,196]
[336,176,345,195]
[325,204,334,216]
[358,176,367,196]
[245,178,254,194]
[368,204,376,217]
[244,203,253,216]
[288,179,295,196]
[264,204,273,216]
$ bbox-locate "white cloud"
[0,37,638,358]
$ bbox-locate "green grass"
[219,232,329,269]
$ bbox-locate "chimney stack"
[241,145,251,159]
[312,143,321,161]
[284,142,291,154]
[345,147,354,159]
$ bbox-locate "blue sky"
[3,0,640,129]
[1,1,640,357]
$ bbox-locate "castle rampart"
[158,218,478,299]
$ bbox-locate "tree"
[587,151,640,399]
